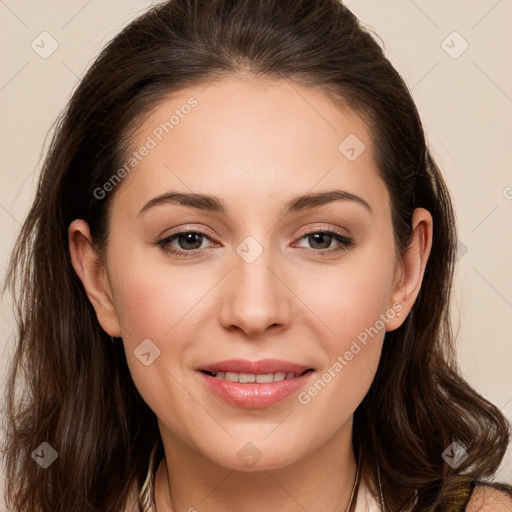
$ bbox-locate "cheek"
[294,271,391,439]
[109,245,212,342]
[107,246,223,400]
[299,251,396,345]
[109,261,203,418]
[295,247,395,403]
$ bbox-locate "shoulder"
[465,483,512,511]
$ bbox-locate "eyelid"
[297,224,350,239]
[291,225,354,254]
[157,224,218,241]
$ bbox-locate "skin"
[467,486,512,511]
[69,76,433,511]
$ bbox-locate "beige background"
[1,0,511,501]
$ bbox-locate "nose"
[218,244,293,339]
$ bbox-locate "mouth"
[200,368,314,383]
[196,359,316,409]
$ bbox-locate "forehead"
[112,76,389,219]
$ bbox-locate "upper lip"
[197,358,313,375]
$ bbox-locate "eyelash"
[155,227,354,259]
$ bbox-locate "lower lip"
[198,370,314,409]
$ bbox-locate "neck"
[154,423,358,512]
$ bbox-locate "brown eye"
[296,230,354,253]
[307,232,334,250]
[174,232,205,250]
[156,230,214,257]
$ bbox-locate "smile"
[201,370,309,383]
[197,360,315,409]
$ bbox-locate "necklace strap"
[347,459,361,512]
[139,445,159,512]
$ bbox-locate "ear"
[68,219,122,337]
[386,207,433,331]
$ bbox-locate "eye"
[294,229,354,254]
[156,229,215,257]
[155,227,354,259]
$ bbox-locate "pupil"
[180,233,202,250]
[310,233,332,249]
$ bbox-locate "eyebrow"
[138,189,373,217]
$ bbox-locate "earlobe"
[386,208,433,331]
[68,219,122,337]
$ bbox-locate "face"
[73,76,426,472]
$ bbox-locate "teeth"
[239,372,256,383]
[225,371,238,381]
[256,373,274,383]
[210,371,301,383]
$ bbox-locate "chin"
[201,437,308,472]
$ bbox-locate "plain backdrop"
[1,0,511,501]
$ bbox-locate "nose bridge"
[219,235,291,336]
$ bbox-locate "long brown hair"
[3,0,510,510]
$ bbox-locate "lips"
[196,358,315,408]
[203,370,303,383]
[197,358,312,375]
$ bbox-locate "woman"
[3,0,511,510]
